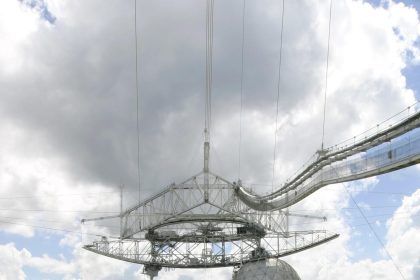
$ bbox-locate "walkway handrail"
[236,110,420,210]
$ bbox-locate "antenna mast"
[204,0,214,174]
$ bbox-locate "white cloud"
[0,1,40,75]
[26,254,75,275]
[385,189,420,278]
[0,0,419,279]
[0,121,120,238]
[139,267,232,280]
[0,243,28,280]
[75,246,131,280]
[282,185,420,280]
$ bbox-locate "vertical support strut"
[204,130,210,173]
[204,130,210,202]
[120,184,124,238]
[203,0,214,203]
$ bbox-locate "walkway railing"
[237,108,420,210]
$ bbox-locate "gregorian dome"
[232,259,301,280]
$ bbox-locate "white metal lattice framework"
[82,108,420,279]
[82,168,338,272]
[81,0,420,277]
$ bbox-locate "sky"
[0,0,420,279]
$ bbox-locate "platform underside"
[84,230,338,268]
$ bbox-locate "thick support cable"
[272,0,285,190]
[204,0,214,199]
[134,0,141,203]
[321,0,333,150]
[343,186,406,280]
[238,0,246,180]
[205,0,214,142]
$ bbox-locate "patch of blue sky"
[403,65,420,99]
[345,165,420,262]
[364,1,420,99]
[24,267,73,280]
[0,231,74,260]
[18,0,56,24]
[403,37,420,99]
[366,0,420,10]
[322,0,420,262]
[396,0,420,11]
[365,0,384,7]
[0,231,79,279]
[22,267,46,280]
[288,126,420,261]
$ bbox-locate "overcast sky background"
[0,0,420,279]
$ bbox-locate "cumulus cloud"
[282,180,420,280]
[26,254,75,275]
[386,189,420,278]
[0,243,28,280]
[0,0,419,279]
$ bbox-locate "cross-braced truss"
[84,230,337,268]
[82,109,420,279]
[81,0,420,276]
[83,171,338,273]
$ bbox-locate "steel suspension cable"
[238,0,246,180]
[134,0,141,203]
[272,0,285,190]
[326,161,407,280]
[0,219,115,238]
[205,0,214,141]
[205,0,208,134]
[321,0,333,150]
[344,186,406,280]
